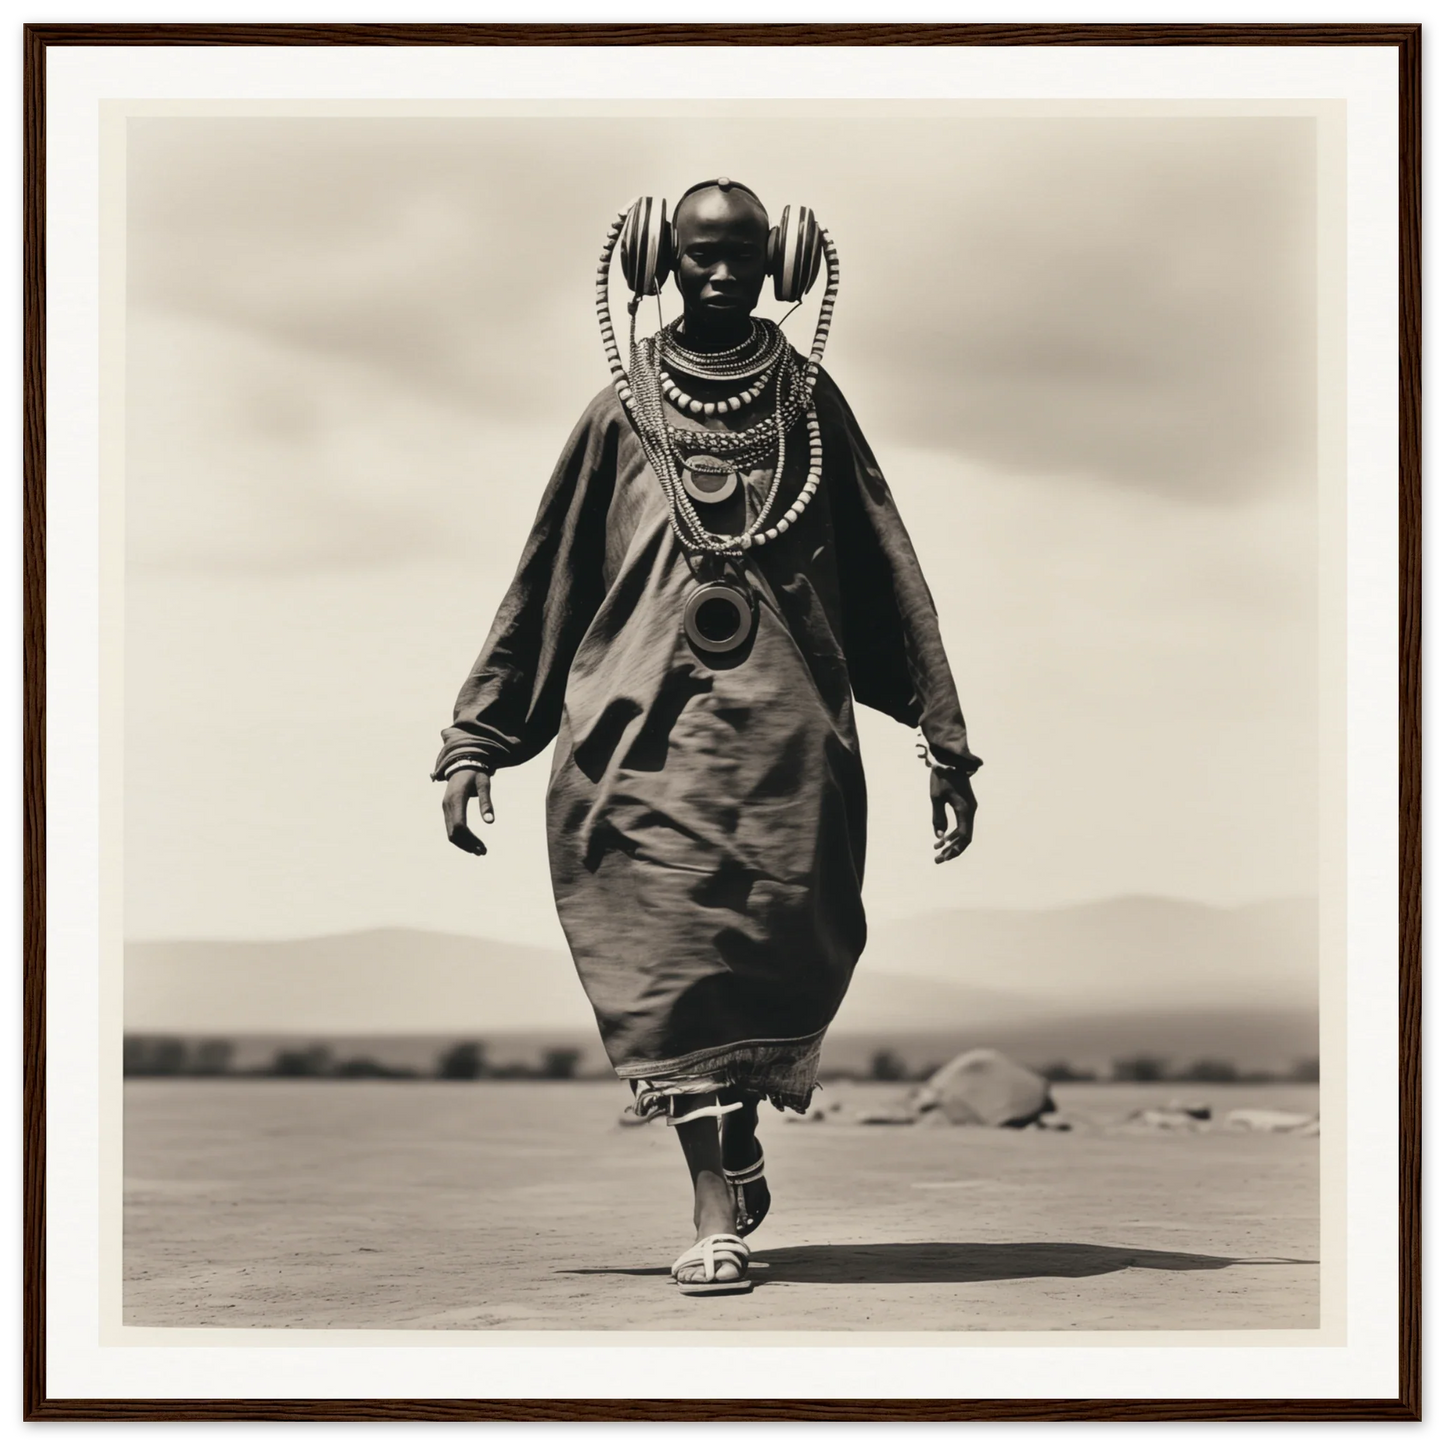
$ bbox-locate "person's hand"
[930,768,977,864]
[443,768,494,856]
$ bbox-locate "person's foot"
[671,1097,747,1285]
[675,1169,745,1285]
[720,1096,771,1236]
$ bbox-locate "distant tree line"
[434,1042,584,1080]
[123,1037,235,1076]
[123,1036,589,1081]
[815,1049,1322,1086]
[1097,1054,1320,1085]
[123,1036,1322,1087]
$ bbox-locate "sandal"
[724,1147,770,1237]
[664,1097,744,1127]
[671,1233,753,1296]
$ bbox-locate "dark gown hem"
[611,1026,827,1079]
[616,1027,827,1116]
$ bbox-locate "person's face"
[672,189,769,326]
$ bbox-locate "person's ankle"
[721,1110,761,1170]
[694,1186,734,1236]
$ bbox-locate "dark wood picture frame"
[22,21,1421,1422]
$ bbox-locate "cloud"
[127,118,671,422]
[838,119,1317,501]
[119,114,1321,939]
[126,307,565,574]
[128,113,1317,524]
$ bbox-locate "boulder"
[1225,1108,1317,1134]
[914,1049,1054,1127]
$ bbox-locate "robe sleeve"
[816,370,983,778]
[430,390,621,780]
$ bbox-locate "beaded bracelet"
[440,757,492,779]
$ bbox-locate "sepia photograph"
[119,105,1328,1333]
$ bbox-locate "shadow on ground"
[562,1241,1318,1285]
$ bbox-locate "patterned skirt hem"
[622,1031,826,1117]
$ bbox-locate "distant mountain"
[841,896,1317,1024]
[125,929,596,1035]
[126,896,1317,1038]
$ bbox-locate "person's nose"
[710,260,734,284]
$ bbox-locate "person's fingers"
[952,797,976,850]
[932,808,973,863]
[442,786,465,833]
[445,814,488,856]
[475,770,495,824]
[443,783,488,856]
[450,825,488,856]
[931,791,947,838]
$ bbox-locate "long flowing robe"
[433,366,980,1113]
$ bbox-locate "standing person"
[435,179,980,1297]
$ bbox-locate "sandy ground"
[124,1079,1319,1332]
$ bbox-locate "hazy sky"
[124,113,1319,947]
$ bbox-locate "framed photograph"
[24,21,1420,1422]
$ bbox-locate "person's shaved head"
[672,180,769,246]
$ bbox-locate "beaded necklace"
[657,318,786,414]
[664,387,808,466]
[660,317,763,369]
[661,318,785,379]
[657,360,777,416]
[594,204,840,561]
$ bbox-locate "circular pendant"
[681,454,739,505]
[683,582,754,654]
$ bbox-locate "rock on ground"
[1116,1107,1210,1133]
[1225,1107,1318,1134]
[913,1049,1054,1127]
